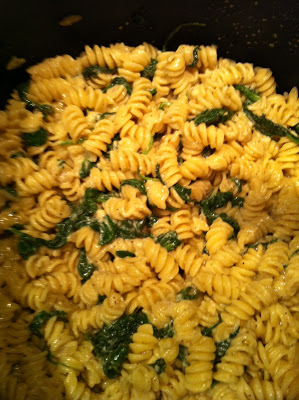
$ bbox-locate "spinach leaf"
[153,319,174,339]
[97,295,107,304]
[150,358,166,374]
[292,249,299,257]
[9,227,46,259]
[143,135,154,155]
[292,123,299,135]
[29,310,67,337]
[155,164,163,183]
[218,213,240,236]
[11,151,26,158]
[176,286,200,302]
[234,85,260,104]
[148,88,157,96]
[145,215,159,228]
[201,319,222,337]
[0,184,18,197]
[77,249,96,281]
[246,238,278,252]
[46,350,75,370]
[201,191,233,212]
[138,171,160,182]
[156,231,181,252]
[188,46,199,68]
[141,59,158,80]
[202,146,215,158]
[60,138,87,146]
[58,160,66,169]
[95,112,116,122]
[17,81,54,117]
[202,246,209,255]
[83,65,117,80]
[230,177,246,193]
[214,326,240,364]
[116,250,136,258]
[231,197,244,208]
[89,311,149,378]
[22,128,48,147]
[173,184,191,202]
[194,109,234,127]
[119,179,147,196]
[102,77,132,95]
[117,219,150,240]
[79,158,97,178]
[162,22,206,52]
[243,104,299,145]
[98,216,117,245]
[177,344,189,369]
[159,101,172,110]
[102,133,121,158]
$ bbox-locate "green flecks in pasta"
[17,81,54,117]
[153,319,174,339]
[88,311,149,379]
[60,138,87,146]
[292,249,299,257]
[143,134,154,155]
[141,58,158,80]
[120,179,147,196]
[231,196,244,208]
[58,159,66,169]
[162,22,206,51]
[137,170,160,182]
[115,250,136,258]
[102,133,120,158]
[82,65,117,80]
[234,85,261,103]
[97,295,107,305]
[102,77,132,95]
[243,103,299,145]
[148,88,157,96]
[177,345,190,369]
[214,326,240,364]
[21,128,48,147]
[202,246,209,255]
[173,184,191,202]
[201,319,222,337]
[193,109,235,127]
[155,164,163,183]
[0,184,18,197]
[245,238,279,253]
[176,286,200,302]
[150,358,166,374]
[11,151,26,158]
[202,145,215,158]
[94,112,116,122]
[77,249,96,281]
[230,177,246,193]
[188,46,200,68]
[79,158,97,178]
[156,231,181,252]
[47,350,78,371]
[29,310,67,337]
[158,101,172,111]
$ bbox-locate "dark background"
[0,0,298,107]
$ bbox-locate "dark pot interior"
[0,0,298,107]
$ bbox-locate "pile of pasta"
[0,42,298,400]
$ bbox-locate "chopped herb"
[177,344,189,369]
[194,109,234,127]
[156,231,181,252]
[141,59,158,80]
[143,135,154,155]
[120,179,147,196]
[188,46,199,68]
[150,358,166,374]
[159,101,172,110]
[214,327,240,364]
[176,286,200,302]
[79,158,97,178]
[58,159,66,169]
[77,249,96,281]
[163,22,206,52]
[82,65,117,80]
[230,177,246,193]
[115,250,136,258]
[11,151,26,158]
[173,184,191,202]
[29,310,67,337]
[231,196,244,208]
[22,128,48,147]
[201,319,222,337]
[17,81,54,117]
[243,104,299,145]
[153,319,174,339]
[97,295,107,304]
[202,146,215,158]
[88,311,149,378]
[234,85,261,104]
[148,88,157,96]
[102,77,132,95]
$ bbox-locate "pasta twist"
[205,217,234,255]
[82,43,129,69]
[128,77,152,119]
[27,54,82,80]
[85,167,134,191]
[128,324,158,364]
[202,61,255,87]
[83,119,115,156]
[253,67,277,97]
[62,105,91,142]
[170,208,194,240]
[110,148,155,175]
[15,169,56,195]
[173,244,204,277]
[29,77,71,102]
[65,86,111,112]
